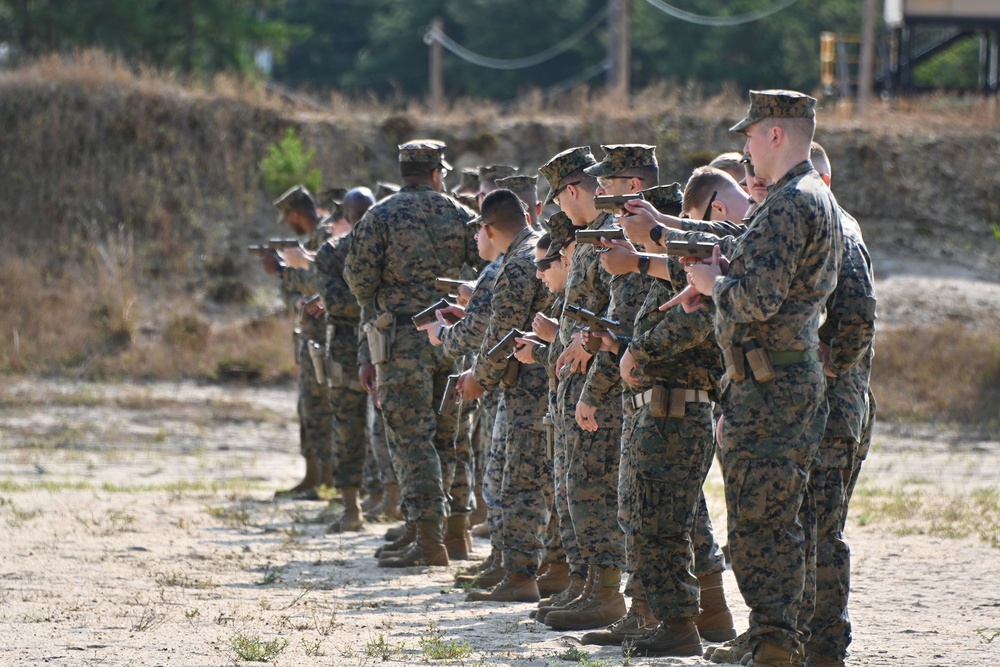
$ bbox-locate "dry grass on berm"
[871,321,1000,433]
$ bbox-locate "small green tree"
[260,127,322,197]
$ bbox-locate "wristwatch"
[637,255,650,275]
[649,225,664,245]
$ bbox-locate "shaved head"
[343,187,376,225]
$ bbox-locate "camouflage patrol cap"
[584,144,658,178]
[539,146,597,205]
[542,211,574,260]
[398,139,453,170]
[453,168,480,196]
[640,183,684,214]
[375,182,401,200]
[730,90,817,133]
[495,174,538,197]
[478,164,518,183]
[273,185,316,214]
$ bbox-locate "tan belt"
[630,388,710,411]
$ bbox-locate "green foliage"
[260,128,322,197]
[992,225,1000,267]
[418,622,474,661]
[228,633,289,662]
[0,0,308,75]
[913,35,981,89]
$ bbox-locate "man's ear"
[771,125,783,147]
[535,202,543,217]
[821,174,832,187]
[715,201,727,221]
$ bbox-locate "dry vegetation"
[1,50,998,431]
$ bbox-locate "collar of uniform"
[503,226,538,262]
[754,159,815,214]
[399,183,437,193]
[584,210,614,231]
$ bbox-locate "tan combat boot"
[466,572,540,603]
[365,482,403,521]
[748,640,804,667]
[544,567,626,630]
[274,456,320,499]
[534,569,593,624]
[695,571,737,642]
[536,562,571,597]
[326,486,364,533]
[580,598,659,646]
[455,549,504,588]
[804,656,845,667]
[360,489,383,514]
[375,522,415,559]
[443,515,471,560]
[627,617,703,657]
[378,519,449,568]
[706,630,754,663]
[469,488,487,528]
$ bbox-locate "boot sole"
[628,642,703,657]
[700,628,738,643]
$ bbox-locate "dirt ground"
[2,272,1000,667]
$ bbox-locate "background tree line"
[0,0,980,98]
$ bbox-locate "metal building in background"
[883,0,1000,94]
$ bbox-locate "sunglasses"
[551,180,581,203]
[701,190,718,221]
[534,256,557,271]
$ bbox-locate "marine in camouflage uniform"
[344,140,479,566]
[463,189,553,602]
[314,187,374,531]
[687,91,844,663]
[584,184,733,654]
[800,207,876,667]
[271,186,335,499]
[534,147,626,630]
[438,254,504,564]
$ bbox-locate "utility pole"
[607,0,631,97]
[429,17,444,115]
[857,0,878,115]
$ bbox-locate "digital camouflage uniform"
[540,146,625,572]
[801,209,876,663]
[440,257,503,534]
[279,215,335,471]
[709,95,843,655]
[471,226,554,577]
[357,333,397,492]
[314,232,367,490]
[623,272,726,621]
[344,142,479,523]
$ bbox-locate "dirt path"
[0,378,998,666]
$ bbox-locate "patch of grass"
[155,571,217,589]
[0,497,43,526]
[300,638,324,657]
[418,622,474,661]
[203,503,255,529]
[228,633,289,663]
[254,564,283,586]
[364,633,405,661]
[557,646,609,666]
[851,485,1000,548]
[131,601,167,632]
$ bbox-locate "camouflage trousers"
[483,391,506,554]
[364,396,395,495]
[498,369,553,577]
[375,326,460,522]
[298,346,334,466]
[449,398,476,515]
[552,382,585,576]
[622,397,724,619]
[720,363,828,656]
[541,391,567,566]
[559,375,625,570]
[327,382,368,489]
[803,392,875,661]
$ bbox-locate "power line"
[423,7,609,70]
[642,0,802,27]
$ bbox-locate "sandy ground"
[0,375,998,667]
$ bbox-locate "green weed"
[228,633,289,662]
